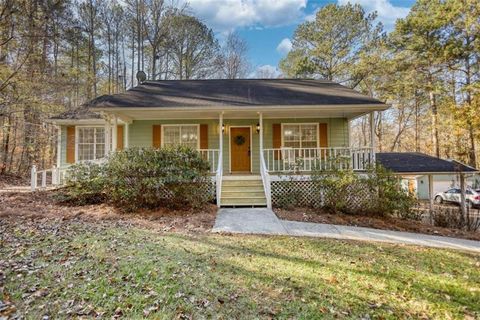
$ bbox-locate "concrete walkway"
[213,208,480,253]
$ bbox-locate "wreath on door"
[234,135,246,146]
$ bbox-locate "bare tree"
[216,31,250,79]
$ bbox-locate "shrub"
[105,146,211,212]
[58,162,107,205]
[60,146,212,212]
[311,162,417,217]
[431,206,480,231]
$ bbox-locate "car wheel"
[434,196,443,204]
[467,201,473,209]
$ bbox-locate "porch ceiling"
[103,105,386,121]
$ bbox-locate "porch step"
[220,176,267,207]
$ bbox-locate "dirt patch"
[275,207,480,241]
[0,173,28,188]
[0,190,217,233]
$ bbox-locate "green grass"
[1,221,479,319]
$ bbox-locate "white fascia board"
[90,103,390,113]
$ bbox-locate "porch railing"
[31,165,70,191]
[199,149,219,173]
[262,147,374,173]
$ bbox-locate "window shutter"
[319,123,328,147]
[200,124,208,149]
[272,123,281,160]
[66,126,75,163]
[152,125,161,148]
[117,125,124,150]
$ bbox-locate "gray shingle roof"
[51,106,101,120]
[87,79,387,109]
[376,152,478,173]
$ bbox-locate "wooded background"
[0,0,479,175]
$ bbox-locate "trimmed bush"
[105,146,211,211]
[58,162,107,205]
[309,163,417,217]
[60,146,212,212]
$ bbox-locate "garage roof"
[376,152,477,174]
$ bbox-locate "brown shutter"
[117,125,124,150]
[66,126,75,163]
[272,123,281,160]
[319,123,328,147]
[152,124,161,148]
[200,124,208,149]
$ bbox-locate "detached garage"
[376,152,478,213]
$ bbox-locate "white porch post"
[369,112,376,163]
[56,126,62,167]
[259,113,263,151]
[428,174,434,213]
[104,116,111,154]
[30,165,37,191]
[125,123,130,148]
[219,113,223,153]
[112,115,118,151]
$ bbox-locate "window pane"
[163,125,198,149]
[95,143,105,159]
[301,125,317,142]
[95,128,105,142]
[181,126,198,146]
[78,144,94,161]
[284,141,300,148]
[77,127,105,161]
[284,125,300,143]
[164,126,180,147]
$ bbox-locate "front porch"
[37,108,377,209]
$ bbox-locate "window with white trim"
[162,125,199,149]
[77,127,105,161]
[282,124,318,148]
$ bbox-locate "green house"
[40,79,388,208]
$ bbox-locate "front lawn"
[1,216,479,319]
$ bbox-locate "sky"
[184,0,416,76]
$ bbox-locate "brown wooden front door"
[230,127,251,172]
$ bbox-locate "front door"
[230,127,251,172]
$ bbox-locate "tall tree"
[163,13,218,79]
[279,3,382,88]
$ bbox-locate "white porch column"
[259,112,263,152]
[369,112,376,162]
[112,115,118,151]
[56,126,62,167]
[219,113,223,153]
[125,123,129,148]
[428,174,434,213]
[104,116,111,154]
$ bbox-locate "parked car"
[434,188,480,208]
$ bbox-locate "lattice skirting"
[155,181,216,202]
[271,180,374,210]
